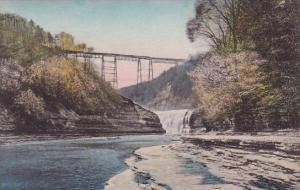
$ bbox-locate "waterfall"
[155,109,193,135]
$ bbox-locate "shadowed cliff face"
[119,55,202,111]
[0,104,15,132]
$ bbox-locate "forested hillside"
[119,55,201,110]
[0,13,163,133]
[188,0,299,131]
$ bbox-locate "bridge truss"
[64,50,184,88]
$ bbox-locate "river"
[0,109,192,190]
[0,135,174,190]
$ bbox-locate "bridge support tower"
[101,56,118,88]
[148,59,153,81]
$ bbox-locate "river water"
[0,109,192,190]
[0,135,174,190]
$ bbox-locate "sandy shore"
[105,132,300,190]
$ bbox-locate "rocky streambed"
[105,131,300,190]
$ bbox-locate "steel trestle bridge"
[64,50,185,88]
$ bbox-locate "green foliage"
[241,0,300,128]
[0,13,122,129]
[192,52,268,131]
[55,32,93,51]
[29,57,121,114]
[189,0,299,130]
[0,14,57,65]
[0,14,93,66]
[187,0,249,53]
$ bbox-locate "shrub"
[14,89,45,120]
[29,57,121,114]
[191,51,268,131]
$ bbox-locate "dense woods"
[0,13,120,129]
[188,0,299,130]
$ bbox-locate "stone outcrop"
[188,109,233,133]
[44,97,165,134]
[0,104,16,132]
[0,97,165,135]
[188,109,206,133]
[180,132,300,189]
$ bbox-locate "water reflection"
[0,135,173,190]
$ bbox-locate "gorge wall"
[0,97,164,135]
[119,55,202,111]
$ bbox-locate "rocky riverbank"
[105,131,300,190]
[0,97,165,136]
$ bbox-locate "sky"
[0,0,208,87]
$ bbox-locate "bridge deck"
[64,50,185,64]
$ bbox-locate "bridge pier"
[148,59,153,81]
[101,56,105,80]
[113,56,118,88]
[101,55,118,88]
[137,59,142,85]
[136,59,154,86]
[83,54,92,71]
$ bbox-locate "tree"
[189,0,300,129]
[191,52,268,131]
[55,32,93,51]
[240,0,300,128]
[187,0,245,52]
[55,32,75,50]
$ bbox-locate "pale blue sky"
[0,0,207,59]
[0,0,210,87]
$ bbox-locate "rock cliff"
[0,104,16,132]
[0,97,164,135]
[188,109,206,133]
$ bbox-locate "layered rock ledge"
[105,131,300,190]
[0,97,165,136]
[180,131,300,189]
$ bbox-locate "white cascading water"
[155,109,193,135]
